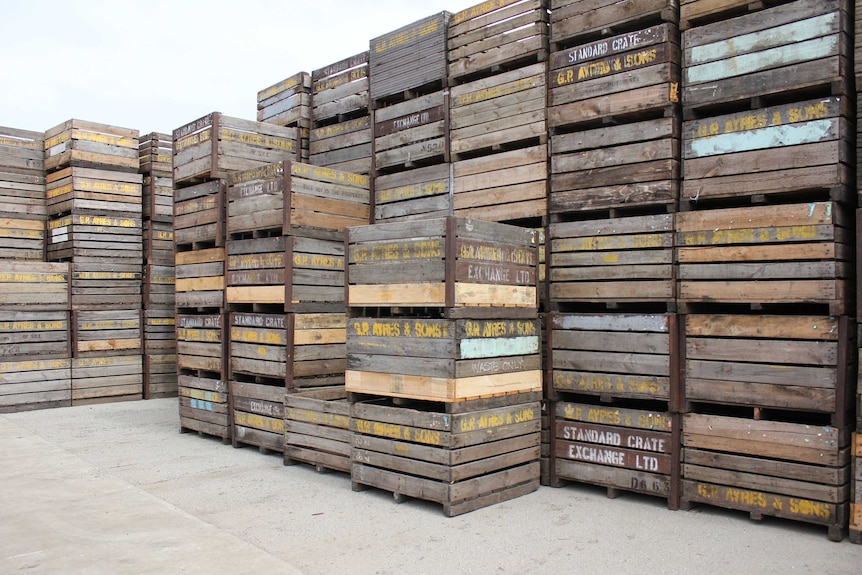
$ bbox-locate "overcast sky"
[0,0,478,136]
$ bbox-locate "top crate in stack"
[257,72,312,163]
[139,132,173,223]
[310,52,372,176]
[44,119,139,174]
[0,127,45,261]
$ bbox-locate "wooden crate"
[682,412,852,541]
[144,309,176,354]
[257,72,312,128]
[226,161,370,237]
[683,314,855,419]
[0,310,70,360]
[0,358,71,413]
[549,22,681,131]
[350,395,541,516]
[550,0,679,49]
[45,166,143,216]
[683,97,853,205]
[374,90,449,173]
[310,52,371,175]
[676,202,853,314]
[173,179,225,248]
[852,433,861,543]
[225,235,345,312]
[74,309,142,358]
[230,380,285,453]
[682,0,851,113]
[142,175,173,223]
[285,388,352,473]
[553,400,680,506]
[541,402,551,485]
[0,125,44,175]
[176,313,224,375]
[143,352,177,399]
[347,217,539,317]
[71,354,142,405]
[448,0,549,83]
[453,144,548,222]
[0,262,70,311]
[549,313,677,403]
[0,217,44,260]
[178,373,230,442]
[680,0,797,30]
[551,115,680,214]
[138,132,172,177]
[175,247,224,310]
[347,317,542,402]
[47,213,143,264]
[44,119,139,173]
[71,262,142,310]
[549,213,675,306]
[0,126,46,227]
[172,113,299,185]
[143,264,175,309]
[369,12,451,102]
[374,163,451,223]
[144,220,174,265]
[450,63,547,159]
[229,311,290,381]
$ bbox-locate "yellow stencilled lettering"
[219,128,294,151]
[235,412,284,432]
[174,129,212,152]
[148,318,175,326]
[372,422,406,440]
[354,419,371,434]
[309,254,344,269]
[352,321,369,336]
[624,49,657,69]
[452,0,507,25]
[0,272,66,283]
[587,408,621,425]
[577,60,612,80]
[412,321,445,338]
[724,488,767,508]
[371,321,400,337]
[412,428,441,445]
[412,240,442,258]
[789,498,831,519]
[697,483,718,499]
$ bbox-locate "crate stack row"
[139,132,177,399]
[224,161,370,459]
[43,120,146,406]
[676,0,856,542]
[309,52,372,176]
[371,11,452,223]
[344,216,543,515]
[0,126,46,261]
[545,0,683,508]
[257,72,313,163]
[172,112,300,442]
[853,0,862,544]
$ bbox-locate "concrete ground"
[0,399,858,575]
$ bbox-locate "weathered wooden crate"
[173,179,225,249]
[225,235,345,312]
[47,213,143,264]
[370,12,451,103]
[144,220,174,265]
[350,395,541,516]
[0,358,71,413]
[71,354,142,405]
[226,161,370,237]
[175,248,224,310]
[285,388,352,473]
[347,317,542,402]
[453,145,547,222]
[179,372,230,442]
[553,400,680,506]
[172,113,299,185]
[0,126,46,226]
[0,125,44,175]
[683,97,853,205]
[374,90,449,173]
[550,0,679,50]
[143,352,177,399]
[138,132,172,177]
[143,264,175,309]
[450,63,547,160]
[448,0,549,83]
[680,0,796,30]
[851,433,861,543]
[257,72,312,128]
[549,313,678,403]
[73,309,142,359]
[541,401,551,485]
[682,0,851,114]
[0,310,71,360]
[44,119,139,173]
[230,380,285,453]
[144,309,176,354]
[0,262,70,311]
[176,312,224,375]
[0,217,44,260]
[374,163,451,223]
[682,412,852,541]
[71,262,142,310]
[676,202,853,314]
[682,314,855,420]
[549,23,681,131]
[551,115,680,215]
[347,217,539,317]
[549,213,675,306]
[45,166,143,216]
[310,117,373,176]
[142,175,173,223]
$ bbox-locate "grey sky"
[0,0,477,136]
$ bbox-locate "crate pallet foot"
[606,487,622,500]
[351,481,367,492]
[848,530,862,545]
[679,500,694,511]
[750,511,764,521]
[283,456,299,466]
[827,525,845,543]
[392,492,407,504]
[547,478,565,488]
[314,464,328,474]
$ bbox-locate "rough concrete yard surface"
[1,399,859,574]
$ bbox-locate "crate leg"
[827,525,845,543]
[393,492,407,504]
[606,487,622,500]
[351,481,367,492]
[314,464,328,474]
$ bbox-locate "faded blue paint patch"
[689,119,834,157]
[460,336,539,359]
